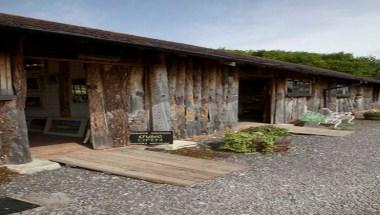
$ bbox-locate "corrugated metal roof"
[0,13,379,84]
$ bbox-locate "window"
[71,79,88,103]
[287,79,312,97]
[373,87,380,102]
[336,84,350,98]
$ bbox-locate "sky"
[1,0,380,57]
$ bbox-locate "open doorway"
[238,79,271,123]
[24,59,90,155]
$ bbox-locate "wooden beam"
[25,56,144,67]
[58,61,71,117]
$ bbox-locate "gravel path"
[2,120,380,214]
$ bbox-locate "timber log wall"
[86,56,239,149]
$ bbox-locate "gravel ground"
[1,120,380,215]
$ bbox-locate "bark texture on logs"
[0,40,31,164]
[174,59,186,137]
[165,59,240,137]
[192,61,202,135]
[102,66,129,147]
[86,64,113,149]
[149,55,171,131]
[127,66,147,131]
[185,59,195,136]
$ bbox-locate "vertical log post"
[215,64,223,130]
[86,64,112,149]
[274,79,286,123]
[192,61,202,135]
[149,55,171,131]
[270,78,277,124]
[185,59,195,136]
[221,66,229,128]
[127,66,147,131]
[208,62,217,133]
[200,62,209,134]
[58,61,71,117]
[0,39,31,164]
[167,58,178,134]
[102,66,128,147]
[175,59,186,137]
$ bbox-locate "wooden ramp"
[238,122,352,137]
[52,149,246,186]
[31,142,91,160]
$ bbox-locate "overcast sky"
[2,0,380,57]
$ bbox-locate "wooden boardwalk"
[32,144,246,186]
[238,122,352,137]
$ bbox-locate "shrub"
[241,125,289,139]
[220,126,290,153]
[220,131,259,153]
[299,111,326,124]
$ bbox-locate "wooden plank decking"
[52,149,246,186]
[237,122,352,137]
[30,139,246,187]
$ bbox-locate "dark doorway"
[238,79,271,122]
[24,59,90,151]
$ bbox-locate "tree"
[220,49,380,78]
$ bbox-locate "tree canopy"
[221,49,380,79]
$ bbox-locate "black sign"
[129,131,173,145]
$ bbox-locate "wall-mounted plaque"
[129,131,173,145]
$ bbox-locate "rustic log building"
[1,13,380,164]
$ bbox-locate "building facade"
[1,13,380,164]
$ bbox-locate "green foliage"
[220,49,380,78]
[241,125,289,138]
[220,126,290,153]
[221,131,259,153]
[299,111,326,123]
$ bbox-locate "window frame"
[71,79,88,103]
[286,79,312,97]
[336,84,350,98]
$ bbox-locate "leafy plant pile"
[299,111,326,124]
[220,126,289,153]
